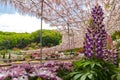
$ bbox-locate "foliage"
[116,41,120,49]
[111,31,120,40]
[65,48,81,52]
[56,62,73,79]
[31,30,62,47]
[65,57,120,80]
[5,76,11,80]
[63,47,84,54]
[25,54,31,59]
[0,50,7,59]
[28,76,43,80]
[0,30,62,50]
[112,73,120,80]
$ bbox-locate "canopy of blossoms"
[0,0,119,35]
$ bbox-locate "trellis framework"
[0,0,119,33]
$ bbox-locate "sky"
[0,4,56,33]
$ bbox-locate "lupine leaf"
[80,73,89,80]
[117,74,120,80]
[88,74,93,80]
[96,63,102,68]
[73,73,82,80]
[91,63,95,68]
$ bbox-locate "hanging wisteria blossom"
[0,0,119,33]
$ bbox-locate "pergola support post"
[40,0,44,63]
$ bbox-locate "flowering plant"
[0,61,72,80]
[65,57,120,80]
[65,5,120,80]
[84,5,118,65]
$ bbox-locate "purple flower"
[84,5,118,63]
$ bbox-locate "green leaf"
[80,73,89,80]
[88,74,93,79]
[83,62,90,68]
[69,72,81,77]
[96,63,102,68]
[111,74,117,80]
[90,70,97,77]
[117,74,120,80]
[73,74,82,80]
[91,63,95,68]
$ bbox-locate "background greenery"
[0,30,62,50]
[111,31,120,41]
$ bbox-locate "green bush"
[0,30,62,50]
[65,57,120,80]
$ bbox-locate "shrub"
[65,57,120,80]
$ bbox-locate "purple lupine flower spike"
[84,5,118,64]
[84,5,106,58]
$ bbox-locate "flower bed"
[0,61,72,80]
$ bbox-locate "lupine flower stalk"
[84,5,106,58]
[84,5,118,64]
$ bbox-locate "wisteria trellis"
[0,0,119,35]
[0,0,119,53]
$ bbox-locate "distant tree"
[0,29,62,50]
[31,29,62,47]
